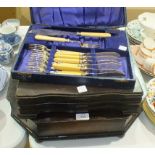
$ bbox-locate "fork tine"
[29,44,51,52]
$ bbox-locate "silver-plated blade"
[29,29,75,36]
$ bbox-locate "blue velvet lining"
[105,31,127,49]
[122,57,129,79]
[17,49,31,72]
[46,45,55,74]
[30,7,126,27]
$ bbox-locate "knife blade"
[29,29,113,38]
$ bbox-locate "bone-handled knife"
[30,29,112,38]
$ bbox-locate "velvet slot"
[31,7,126,27]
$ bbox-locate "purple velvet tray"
[17,46,129,79]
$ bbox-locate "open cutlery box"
[11,7,136,89]
[8,7,144,141]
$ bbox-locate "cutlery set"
[26,43,124,77]
[51,50,124,77]
[23,29,125,77]
[30,28,115,48]
[26,45,50,73]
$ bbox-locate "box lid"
[30,7,127,28]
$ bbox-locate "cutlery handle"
[78,32,111,38]
[35,34,70,42]
[51,70,86,76]
[52,62,84,71]
[54,52,82,59]
[54,57,82,64]
[56,50,83,56]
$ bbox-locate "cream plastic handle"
[35,35,70,42]
[54,53,81,59]
[56,51,83,57]
[53,71,86,76]
[78,32,111,38]
[56,50,83,56]
[52,62,83,71]
[54,57,81,64]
